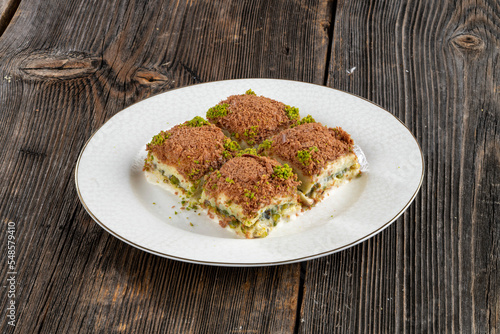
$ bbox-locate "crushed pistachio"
[188,168,200,178]
[284,105,300,120]
[185,116,210,127]
[207,103,229,119]
[148,131,171,146]
[245,89,256,95]
[225,177,235,184]
[294,114,316,127]
[236,148,258,157]
[297,150,312,166]
[296,146,318,166]
[243,125,259,138]
[258,139,273,151]
[222,139,240,158]
[297,146,319,166]
[272,164,294,180]
[244,189,256,199]
[224,138,240,151]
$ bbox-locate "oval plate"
[75,79,424,266]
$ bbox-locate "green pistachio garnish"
[188,168,200,178]
[272,164,294,180]
[296,146,318,166]
[297,150,312,166]
[244,189,255,199]
[225,177,235,184]
[207,103,229,119]
[222,138,240,158]
[284,105,300,120]
[149,131,171,146]
[243,125,259,138]
[224,138,240,151]
[185,116,210,127]
[245,89,256,95]
[236,148,258,157]
[258,139,273,152]
[294,114,316,127]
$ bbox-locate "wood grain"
[0,0,20,35]
[298,0,500,333]
[0,0,333,333]
[1,0,499,333]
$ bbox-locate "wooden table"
[1,0,498,332]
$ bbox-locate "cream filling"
[145,155,197,197]
[271,153,361,201]
[200,191,299,238]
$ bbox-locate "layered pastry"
[143,116,240,197]
[206,89,300,148]
[258,122,361,205]
[200,154,301,238]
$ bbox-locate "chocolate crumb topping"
[203,155,300,217]
[145,119,238,181]
[263,122,354,176]
[206,94,296,146]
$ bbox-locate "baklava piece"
[259,122,361,205]
[143,116,240,198]
[201,154,300,238]
[206,89,300,148]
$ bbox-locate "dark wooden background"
[1,0,498,333]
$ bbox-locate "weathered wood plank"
[0,0,333,333]
[299,0,500,333]
[0,0,20,35]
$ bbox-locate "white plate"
[75,79,423,266]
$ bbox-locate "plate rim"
[75,78,425,267]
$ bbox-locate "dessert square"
[206,89,300,148]
[258,122,361,205]
[143,116,240,197]
[201,154,300,238]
